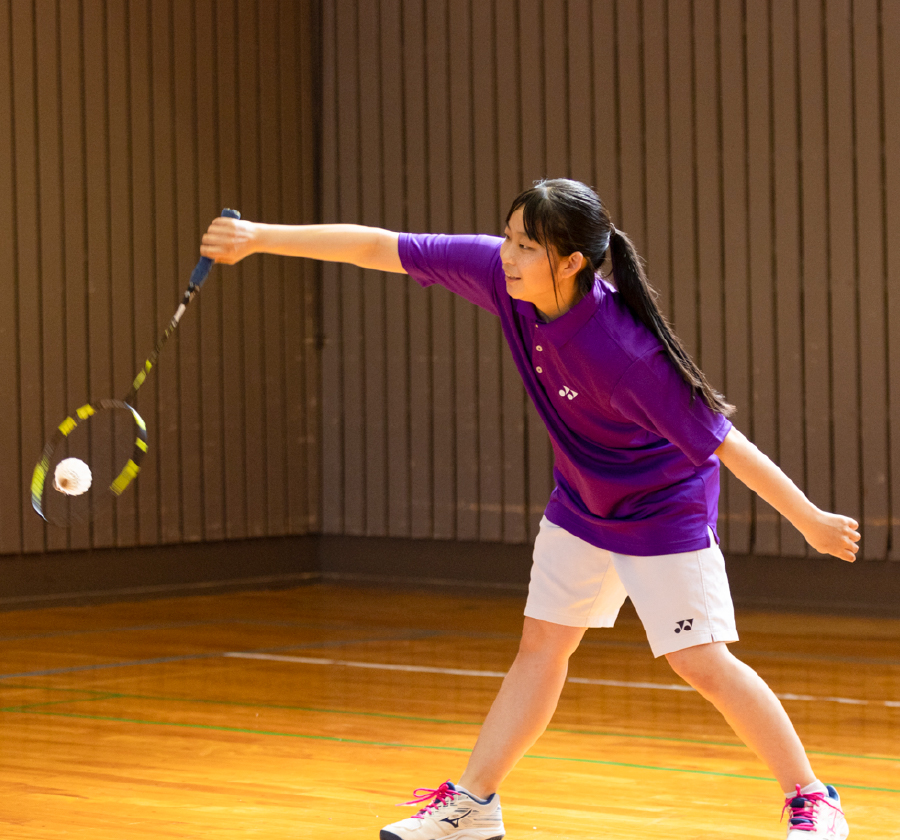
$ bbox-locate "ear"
[559,251,586,279]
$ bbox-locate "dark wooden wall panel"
[884,1,900,562]
[318,0,899,565]
[5,0,898,573]
[0,0,319,559]
[0,0,21,553]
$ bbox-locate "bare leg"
[666,641,816,792]
[458,617,586,799]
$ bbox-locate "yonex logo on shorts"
[675,618,694,633]
[559,386,578,400]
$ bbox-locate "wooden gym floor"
[0,583,898,839]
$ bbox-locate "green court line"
[3,706,898,794]
[1,682,898,764]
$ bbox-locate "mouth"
[504,273,521,282]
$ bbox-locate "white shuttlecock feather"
[54,457,93,496]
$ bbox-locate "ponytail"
[608,228,735,417]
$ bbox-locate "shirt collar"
[513,279,603,346]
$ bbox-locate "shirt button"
[536,366,543,374]
[536,345,543,352]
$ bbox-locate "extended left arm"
[714,427,860,562]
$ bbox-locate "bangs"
[506,188,554,248]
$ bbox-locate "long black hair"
[507,179,734,417]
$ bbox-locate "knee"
[666,642,738,695]
[517,618,585,662]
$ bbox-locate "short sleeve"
[399,233,503,316]
[610,347,733,465]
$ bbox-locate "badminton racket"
[31,208,240,526]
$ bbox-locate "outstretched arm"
[714,427,860,562]
[200,217,406,274]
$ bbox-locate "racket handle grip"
[190,207,242,289]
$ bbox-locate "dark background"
[2,0,898,615]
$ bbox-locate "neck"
[535,285,585,322]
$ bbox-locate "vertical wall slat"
[319,0,342,535]
[332,19,366,525]
[798,0,833,527]
[853,0,888,558]
[106,0,138,547]
[592,1,619,218]
[493,0,527,544]
[642,0,671,317]
[129,0,160,546]
[217,0,248,539]
[0,0,22,554]
[258,1,287,536]
[195,0,225,541]
[297,0,320,535]
[745,0,780,555]
[357,0,387,537]
[427,0,459,540]
[615,0,645,249]
[172,0,203,542]
[35,0,68,553]
[13,0,45,554]
[380,0,411,538]
[543,0,569,177]
[448,0,477,542]
[403,0,434,539]
[825,0,861,530]
[566,0,593,185]
[237,0,266,537]
[519,0,552,540]
[771,0,807,556]
[693,0,725,396]
[150,0,181,544]
[719,0,751,553]
[467,7,505,545]
[884,0,900,561]
[666,0,700,360]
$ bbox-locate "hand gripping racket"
[31,208,241,526]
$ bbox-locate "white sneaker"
[783,785,849,839]
[380,781,505,840]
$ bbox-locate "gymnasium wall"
[319,0,900,567]
[0,0,321,557]
[3,0,900,613]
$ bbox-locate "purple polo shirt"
[399,232,733,556]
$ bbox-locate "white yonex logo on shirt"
[559,387,578,400]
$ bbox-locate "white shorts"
[524,516,739,657]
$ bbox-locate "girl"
[201,179,859,840]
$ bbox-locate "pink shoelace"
[781,785,843,832]
[399,781,459,819]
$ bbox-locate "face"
[500,207,583,320]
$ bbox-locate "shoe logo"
[558,386,578,400]
[441,809,472,828]
[675,619,694,633]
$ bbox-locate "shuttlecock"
[54,457,93,496]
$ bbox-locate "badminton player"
[201,178,859,840]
